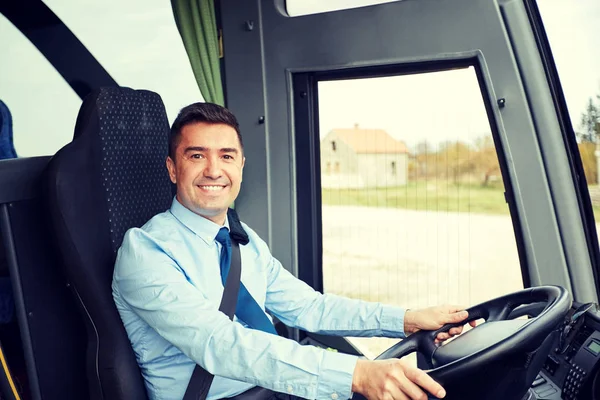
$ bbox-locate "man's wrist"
[404,309,417,334]
[351,359,366,394]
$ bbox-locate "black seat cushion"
[46,87,173,400]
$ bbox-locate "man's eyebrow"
[183,146,208,153]
[183,146,239,154]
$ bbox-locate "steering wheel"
[376,286,571,400]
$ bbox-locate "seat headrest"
[71,86,173,253]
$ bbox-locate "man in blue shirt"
[112,103,473,400]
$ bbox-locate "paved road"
[320,205,526,358]
[322,205,524,307]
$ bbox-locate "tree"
[414,140,432,155]
[577,92,600,184]
[412,140,435,180]
[472,135,501,187]
[578,95,600,143]
[437,141,473,184]
[578,141,597,184]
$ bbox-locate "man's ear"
[166,156,177,184]
[240,156,245,181]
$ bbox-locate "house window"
[334,161,340,173]
[332,141,337,151]
[326,162,331,174]
[391,161,397,176]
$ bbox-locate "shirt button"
[331,393,339,400]
[287,385,293,393]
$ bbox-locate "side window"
[537,1,600,220]
[0,14,81,157]
[318,67,524,358]
[0,0,203,159]
[286,0,402,17]
[43,0,202,124]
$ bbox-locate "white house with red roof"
[320,124,409,188]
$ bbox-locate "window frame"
[523,0,600,296]
[293,58,531,293]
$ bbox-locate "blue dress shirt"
[112,198,407,400]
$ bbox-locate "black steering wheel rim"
[376,285,571,386]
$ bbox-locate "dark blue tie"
[215,227,277,334]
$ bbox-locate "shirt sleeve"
[114,229,358,400]
[265,255,407,338]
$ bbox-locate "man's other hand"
[352,358,446,400]
[404,305,477,342]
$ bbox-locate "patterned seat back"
[46,87,173,400]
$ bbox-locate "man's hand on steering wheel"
[350,305,475,400]
[352,358,446,400]
[404,305,477,342]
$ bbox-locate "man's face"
[166,122,245,225]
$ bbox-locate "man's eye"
[190,154,203,159]
[223,155,234,160]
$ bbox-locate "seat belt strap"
[182,237,242,400]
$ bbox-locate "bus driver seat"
[46,87,173,400]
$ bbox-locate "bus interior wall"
[0,198,88,400]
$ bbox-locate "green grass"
[323,181,600,223]
[322,181,510,215]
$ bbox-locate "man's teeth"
[200,185,224,191]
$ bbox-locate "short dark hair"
[169,102,243,161]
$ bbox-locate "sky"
[536,0,600,129]
[318,68,490,150]
[0,0,598,156]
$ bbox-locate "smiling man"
[165,119,244,225]
[112,102,473,400]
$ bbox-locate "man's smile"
[197,184,227,192]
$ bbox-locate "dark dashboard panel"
[531,303,600,399]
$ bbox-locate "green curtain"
[171,0,224,106]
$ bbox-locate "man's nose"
[203,157,223,178]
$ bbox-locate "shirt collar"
[169,197,229,245]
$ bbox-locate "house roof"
[328,127,408,154]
